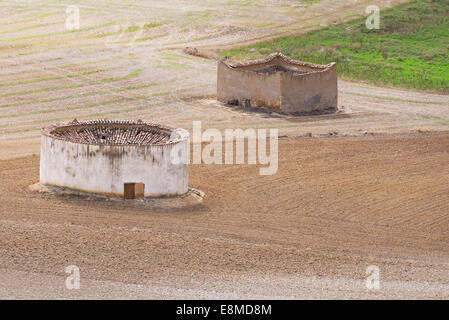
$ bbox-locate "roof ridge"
[221,52,334,70]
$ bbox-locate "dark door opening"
[124,182,145,199]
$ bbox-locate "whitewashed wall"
[40,130,189,197]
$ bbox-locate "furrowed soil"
[1,0,449,299]
[1,133,449,299]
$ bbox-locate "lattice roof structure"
[42,119,180,146]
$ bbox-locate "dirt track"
[1,133,449,299]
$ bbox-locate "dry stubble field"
[0,0,448,299]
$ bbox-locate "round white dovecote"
[40,119,189,198]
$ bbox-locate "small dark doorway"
[124,183,145,199]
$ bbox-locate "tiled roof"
[42,119,180,146]
[221,52,335,71]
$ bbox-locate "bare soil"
[1,133,449,299]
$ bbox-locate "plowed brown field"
[1,132,449,299]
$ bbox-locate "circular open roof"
[42,119,181,146]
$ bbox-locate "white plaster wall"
[39,132,189,197]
